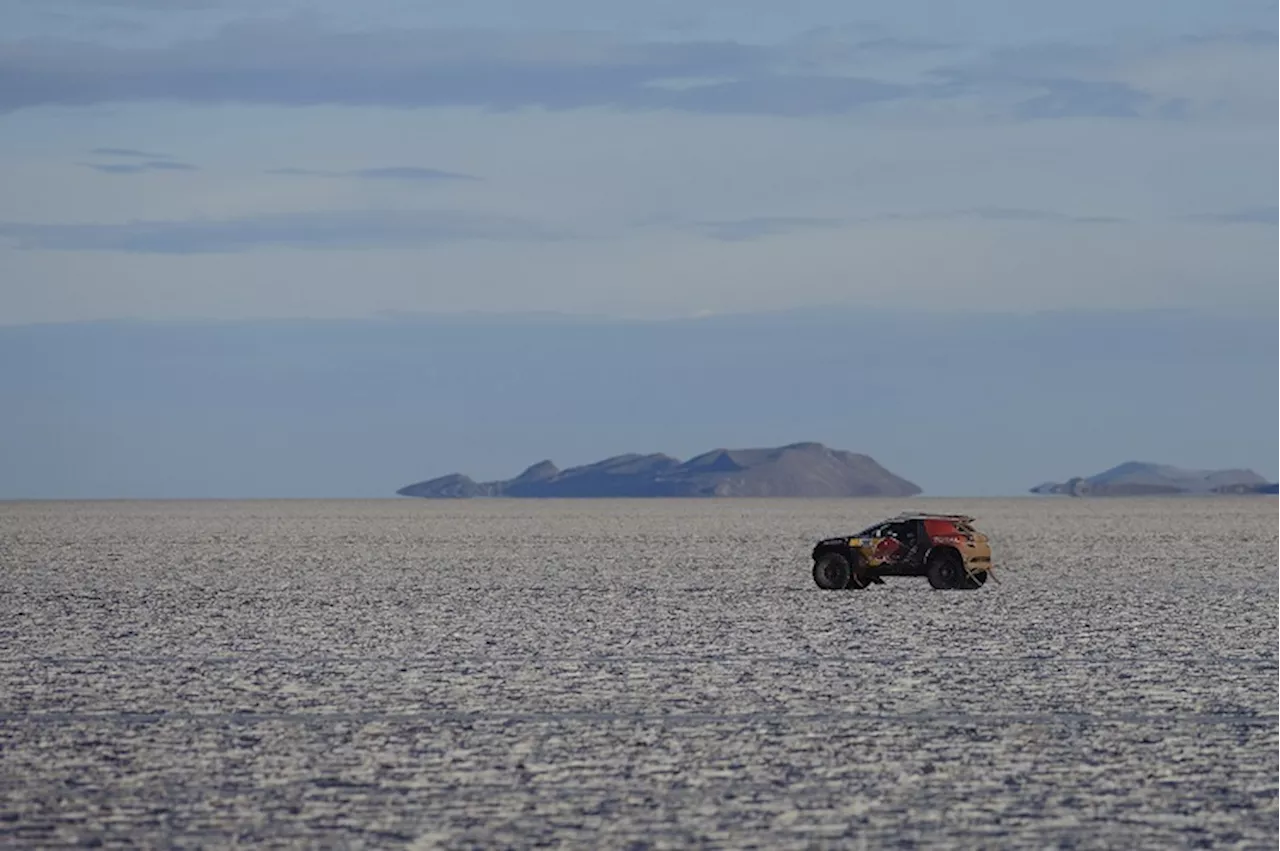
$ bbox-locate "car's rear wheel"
[813,552,851,590]
[926,550,964,590]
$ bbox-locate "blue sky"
[0,1,1275,497]
[1,0,1275,322]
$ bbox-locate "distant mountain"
[1030,462,1276,496]
[398,442,922,498]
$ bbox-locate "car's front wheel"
[813,552,851,590]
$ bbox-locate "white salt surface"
[1,497,1276,848]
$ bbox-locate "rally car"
[811,512,994,590]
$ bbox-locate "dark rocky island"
[1030,462,1277,497]
[397,442,922,498]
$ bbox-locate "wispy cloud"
[266,166,479,182]
[930,30,1277,121]
[648,76,908,116]
[0,20,925,117]
[933,207,1124,224]
[0,210,563,253]
[90,146,170,158]
[3,19,1267,120]
[82,146,196,174]
[788,25,957,60]
[42,0,221,7]
[0,204,1131,255]
[0,18,1271,121]
[1012,80,1153,120]
[679,208,1124,241]
[692,217,845,241]
[929,65,1164,121]
[1183,207,1278,225]
[81,160,198,174]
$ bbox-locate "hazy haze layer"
[2,310,1276,500]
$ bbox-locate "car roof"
[882,512,976,524]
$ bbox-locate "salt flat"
[1,497,1276,849]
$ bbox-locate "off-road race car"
[811,513,994,590]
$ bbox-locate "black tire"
[926,550,964,590]
[959,569,989,590]
[813,552,851,590]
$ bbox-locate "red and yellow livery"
[812,513,994,590]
